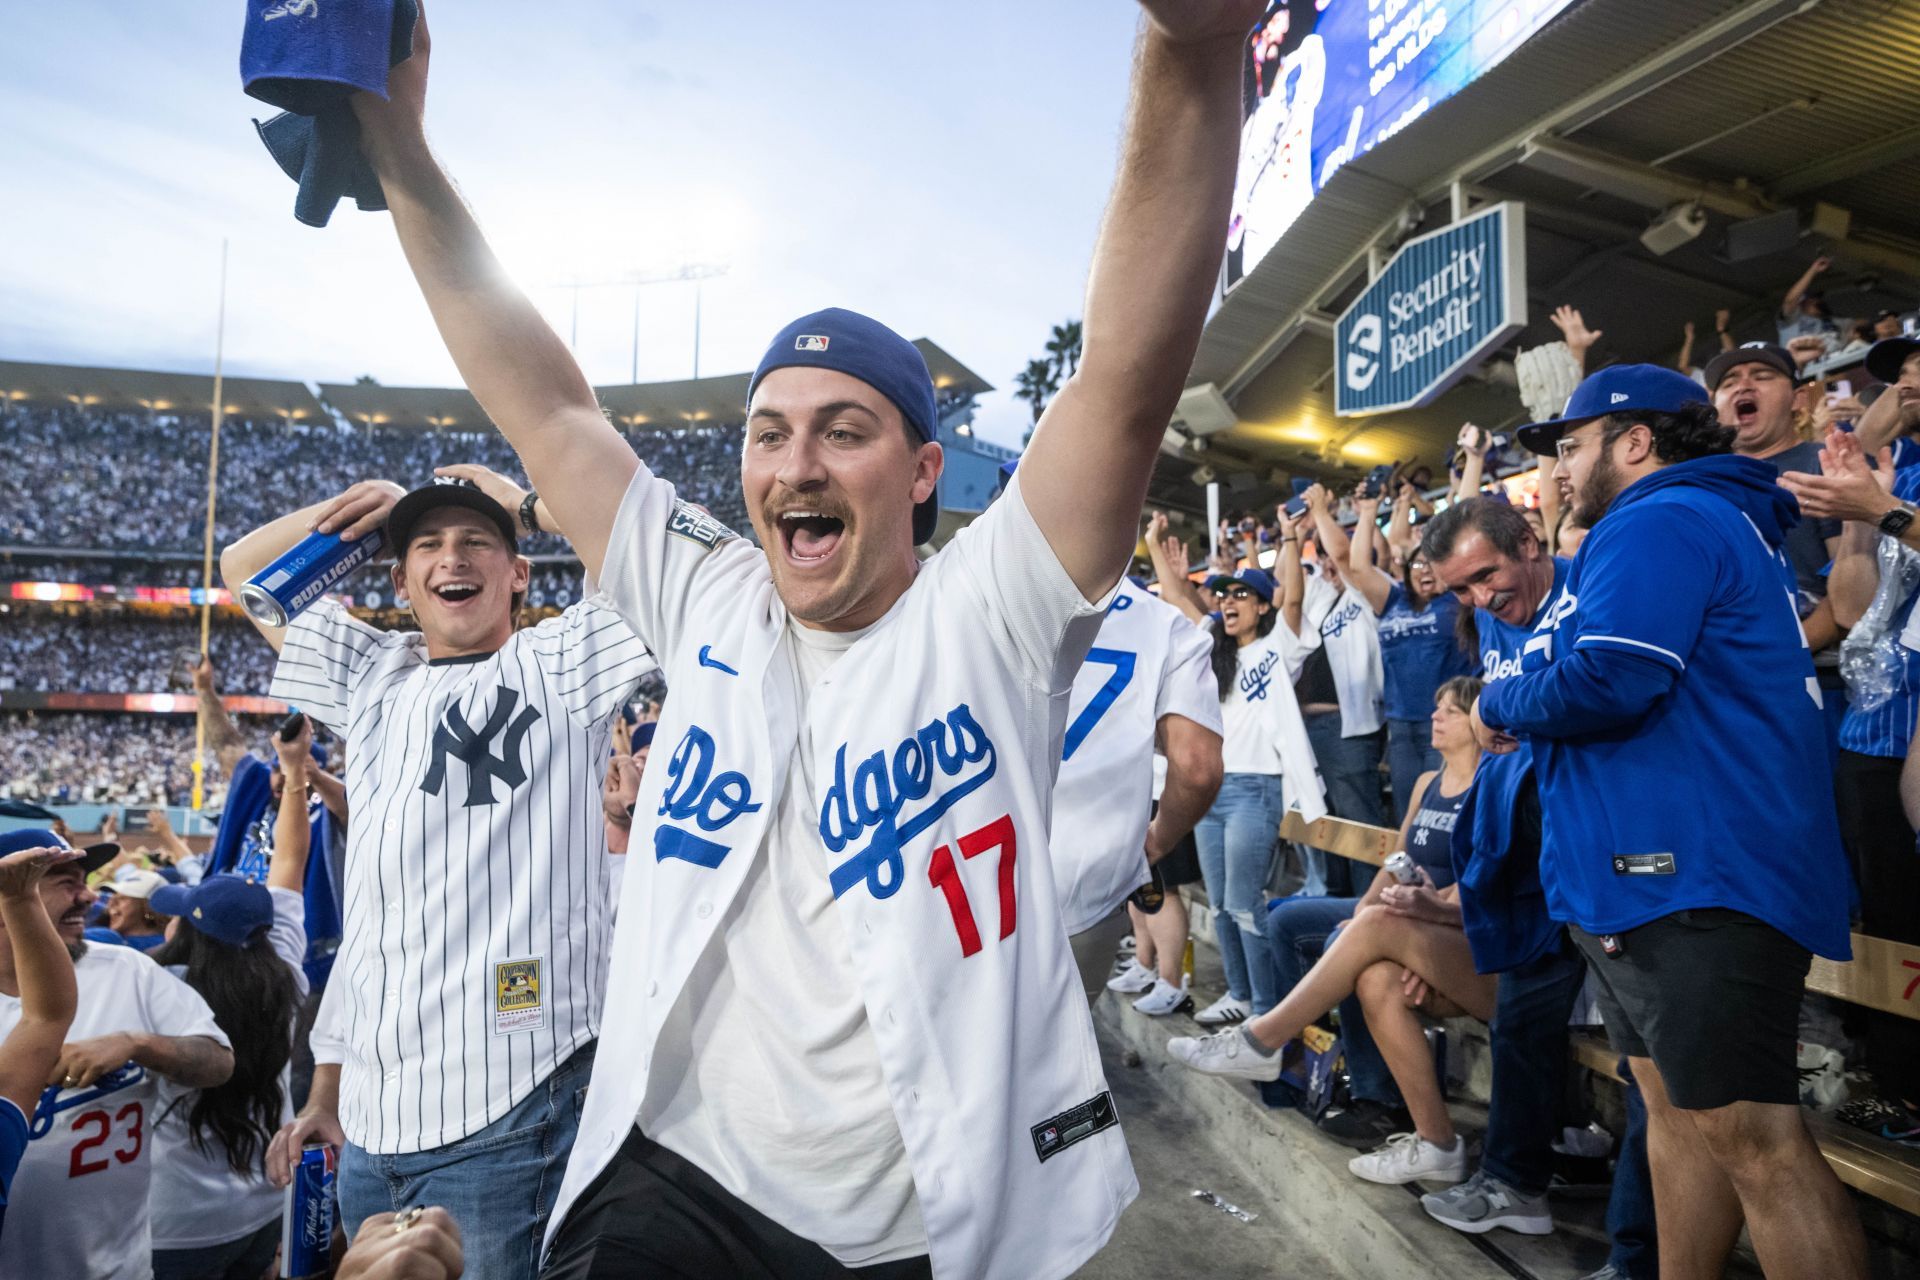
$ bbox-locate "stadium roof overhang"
[1156,0,1920,519]
[318,339,994,431]
[0,360,325,420]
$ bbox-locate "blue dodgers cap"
[149,874,274,950]
[748,308,942,544]
[0,827,115,875]
[1205,566,1276,602]
[1516,364,1711,457]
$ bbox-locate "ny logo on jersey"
[421,687,543,807]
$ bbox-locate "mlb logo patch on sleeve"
[667,501,735,550]
[1030,1091,1117,1162]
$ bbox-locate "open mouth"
[775,510,846,566]
[432,582,483,605]
[1732,394,1759,425]
[58,909,86,931]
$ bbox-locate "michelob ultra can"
[241,528,385,628]
[280,1142,336,1279]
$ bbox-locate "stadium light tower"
[554,263,729,383]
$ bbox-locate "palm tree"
[1046,320,1083,380]
[1012,357,1060,426]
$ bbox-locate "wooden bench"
[1281,810,1920,1217]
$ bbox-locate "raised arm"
[351,20,637,583]
[221,483,401,652]
[1676,320,1696,374]
[0,850,80,1114]
[1385,482,1419,563]
[1344,493,1395,614]
[193,659,251,777]
[1303,483,1350,580]
[1782,256,1830,319]
[1548,305,1602,374]
[1454,424,1489,497]
[268,718,315,894]
[1146,513,1208,626]
[1537,452,1563,557]
[1014,4,1257,600]
[1274,504,1307,637]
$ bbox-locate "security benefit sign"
[1335,201,1526,416]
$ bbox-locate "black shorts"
[1570,910,1810,1110]
[1157,828,1202,888]
[542,1129,932,1280]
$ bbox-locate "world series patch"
[1030,1091,1117,1163]
[492,956,546,1036]
[667,501,735,550]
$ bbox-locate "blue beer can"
[280,1142,337,1278]
[241,528,386,628]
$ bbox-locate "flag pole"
[192,238,229,813]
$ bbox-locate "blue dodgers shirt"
[1378,585,1478,720]
[0,1097,23,1242]
[1478,455,1852,960]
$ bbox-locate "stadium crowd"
[0,403,749,555]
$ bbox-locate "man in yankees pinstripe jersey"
[222,467,654,1276]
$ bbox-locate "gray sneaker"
[1574,1268,1621,1280]
[1420,1168,1552,1235]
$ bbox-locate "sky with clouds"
[0,3,1161,447]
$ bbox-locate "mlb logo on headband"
[795,335,830,351]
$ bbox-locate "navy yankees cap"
[1703,341,1801,392]
[386,478,520,554]
[150,874,274,950]
[1516,364,1711,457]
[1867,336,1920,385]
[748,308,942,545]
[1206,566,1276,602]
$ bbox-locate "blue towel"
[240,0,418,228]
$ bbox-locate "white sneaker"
[1132,978,1193,1016]
[1348,1132,1468,1186]
[1193,994,1251,1026]
[1105,959,1156,994]
[1116,934,1138,957]
[1167,1028,1283,1082]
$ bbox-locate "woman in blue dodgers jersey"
[1474,364,1865,1279]
[342,3,1262,1277]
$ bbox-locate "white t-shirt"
[1305,573,1385,737]
[641,619,926,1265]
[1218,628,1310,775]
[0,944,230,1280]
[151,887,309,1250]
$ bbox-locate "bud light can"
[280,1143,336,1279]
[241,528,386,629]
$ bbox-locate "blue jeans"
[1609,1058,1659,1279]
[1194,773,1285,1010]
[1384,717,1439,825]
[339,1042,595,1280]
[1301,714,1386,897]
[1479,936,1587,1195]
[1263,896,1401,1108]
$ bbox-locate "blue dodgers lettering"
[653,725,762,869]
[1322,598,1365,639]
[820,703,999,900]
[1239,649,1280,702]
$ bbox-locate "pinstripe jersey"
[269,598,654,1154]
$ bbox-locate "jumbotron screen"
[1224,0,1578,290]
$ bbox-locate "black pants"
[541,1130,933,1280]
[1834,750,1920,1100]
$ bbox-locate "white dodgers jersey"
[1050,580,1221,934]
[0,943,229,1280]
[550,466,1137,1280]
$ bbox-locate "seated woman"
[1169,675,1490,1188]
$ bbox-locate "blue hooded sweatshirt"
[1477,454,1852,960]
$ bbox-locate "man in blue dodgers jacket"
[343,4,1259,1278]
[1475,364,1865,1280]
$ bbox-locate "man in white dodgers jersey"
[0,828,232,1280]
[342,3,1258,1275]
[222,466,654,1275]
[1054,571,1223,1009]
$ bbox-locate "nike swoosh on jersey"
[698,645,739,675]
